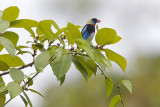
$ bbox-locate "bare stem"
[2,98,13,107]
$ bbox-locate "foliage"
[0,6,131,107]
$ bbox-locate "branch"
[0,51,36,77]
[0,61,34,76]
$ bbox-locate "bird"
[81,18,101,42]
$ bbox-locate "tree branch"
[0,61,34,76]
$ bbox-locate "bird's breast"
[86,32,95,42]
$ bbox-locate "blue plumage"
[81,18,101,42]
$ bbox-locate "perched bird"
[81,18,101,42]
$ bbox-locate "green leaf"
[95,28,118,45]
[20,95,28,107]
[38,20,54,40]
[7,81,22,98]
[0,61,9,71]
[0,76,5,87]
[17,51,31,55]
[29,89,45,99]
[9,68,24,82]
[54,47,63,59]
[16,45,30,49]
[0,37,15,58]
[0,86,7,93]
[64,22,82,45]
[0,92,6,107]
[36,27,43,36]
[105,49,127,73]
[109,95,121,107]
[51,54,72,80]
[0,54,25,67]
[94,49,113,72]
[105,77,113,98]
[121,80,132,93]
[74,56,97,79]
[1,6,19,22]
[85,56,97,75]
[23,91,33,107]
[110,36,122,44]
[0,19,10,33]
[2,31,19,47]
[24,28,35,38]
[75,38,95,60]
[34,50,53,72]
[60,75,65,86]
[10,19,38,28]
[51,20,60,30]
[72,56,88,81]
[26,77,33,87]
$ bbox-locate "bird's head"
[86,18,101,25]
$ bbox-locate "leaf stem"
[2,98,13,107]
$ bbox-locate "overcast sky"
[1,0,160,106]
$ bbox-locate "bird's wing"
[81,25,88,37]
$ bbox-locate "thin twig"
[0,51,36,77]
[2,98,13,107]
[0,61,34,76]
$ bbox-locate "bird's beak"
[97,20,101,23]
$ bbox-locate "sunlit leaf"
[7,81,22,98]
[110,36,122,44]
[105,49,127,73]
[0,54,25,67]
[9,68,24,82]
[109,95,121,107]
[0,19,10,33]
[105,77,113,98]
[121,80,132,93]
[10,19,38,28]
[1,6,19,22]
[51,54,72,80]
[38,20,53,40]
[64,22,81,45]
[0,92,6,107]
[24,28,35,38]
[51,20,60,30]
[0,61,9,71]
[0,37,15,58]
[0,76,5,87]
[95,28,117,45]
[0,86,7,93]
